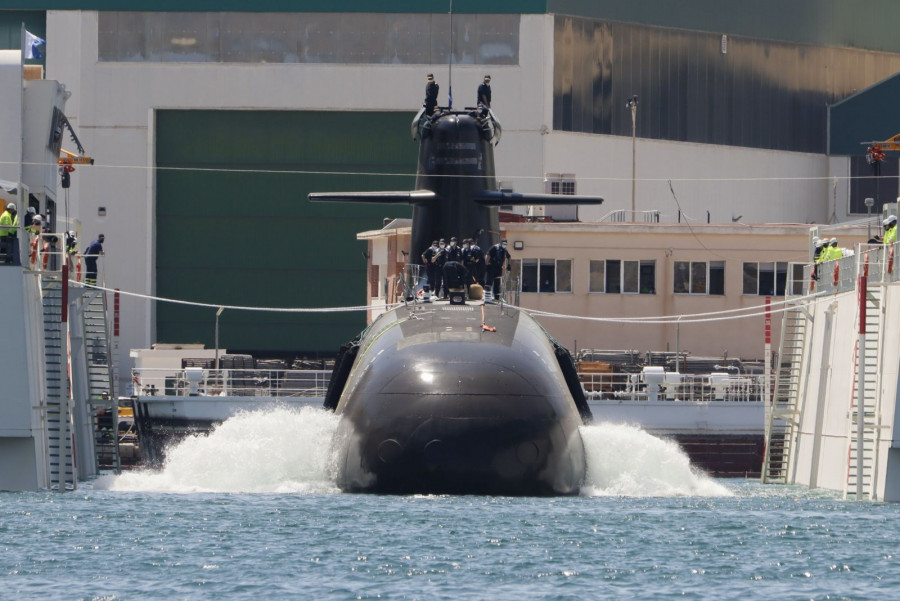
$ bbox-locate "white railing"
[577,371,765,402]
[132,367,331,399]
[790,241,900,297]
[599,209,662,223]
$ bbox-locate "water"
[3,408,899,600]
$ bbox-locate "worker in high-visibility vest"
[826,237,841,260]
[883,215,898,245]
[0,202,18,264]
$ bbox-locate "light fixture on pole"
[215,306,224,372]
[865,197,874,240]
[626,95,639,218]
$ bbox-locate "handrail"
[132,367,332,398]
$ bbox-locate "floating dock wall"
[790,259,900,500]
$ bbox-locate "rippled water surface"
[3,408,898,600]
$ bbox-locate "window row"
[511,259,803,296]
[98,12,520,65]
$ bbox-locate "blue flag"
[24,30,45,60]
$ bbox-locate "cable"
[3,158,897,184]
[69,280,403,313]
[511,290,829,325]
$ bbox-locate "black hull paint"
[329,302,590,496]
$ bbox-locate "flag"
[24,30,45,60]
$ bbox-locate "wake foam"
[95,406,340,494]
[580,422,732,497]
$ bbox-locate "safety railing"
[577,371,765,402]
[132,367,332,398]
[791,241,900,297]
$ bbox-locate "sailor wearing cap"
[424,73,439,116]
[477,74,492,108]
[445,236,462,262]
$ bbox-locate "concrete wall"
[0,268,48,491]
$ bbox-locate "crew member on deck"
[433,238,448,298]
[442,259,469,297]
[424,73,439,116]
[445,236,462,262]
[486,239,511,297]
[421,239,440,292]
[477,74,492,108]
[465,238,485,285]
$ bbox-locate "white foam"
[95,406,341,494]
[580,422,732,498]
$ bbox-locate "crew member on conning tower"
[424,73,439,116]
[477,74,492,108]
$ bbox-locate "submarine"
[310,101,603,495]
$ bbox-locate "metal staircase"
[761,301,809,484]
[40,273,75,490]
[82,288,120,473]
[845,282,883,500]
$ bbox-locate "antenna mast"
[448,0,453,109]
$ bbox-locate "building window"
[743,262,788,296]
[98,12,520,65]
[544,173,578,222]
[589,259,655,294]
[674,261,724,295]
[521,259,572,293]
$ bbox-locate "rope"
[2,158,896,184]
[68,277,830,323]
[511,290,829,325]
[69,280,403,313]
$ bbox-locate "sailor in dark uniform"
[421,239,440,292]
[465,238,485,285]
[433,238,448,297]
[477,75,491,108]
[442,259,470,295]
[445,236,462,262]
[486,239,511,297]
[424,73,439,116]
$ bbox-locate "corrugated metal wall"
[553,16,900,154]
[155,110,414,354]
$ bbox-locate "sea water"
[3,407,899,600]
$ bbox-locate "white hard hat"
[6,202,14,210]
[830,237,838,244]
[27,206,35,214]
[815,240,824,248]
[32,215,42,222]
[812,236,819,243]
[884,215,898,226]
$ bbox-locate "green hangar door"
[155,110,415,355]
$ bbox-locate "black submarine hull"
[329,301,589,495]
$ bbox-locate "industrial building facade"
[2,1,900,387]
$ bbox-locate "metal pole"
[856,274,866,499]
[630,100,637,216]
[215,306,224,373]
[866,197,874,240]
[448,0,453,109]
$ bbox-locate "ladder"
[761,301,809,483]
[41,274,75,490]
[82,288,120,473]
[845,282,882,500]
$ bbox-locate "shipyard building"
[2,2,900,389]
